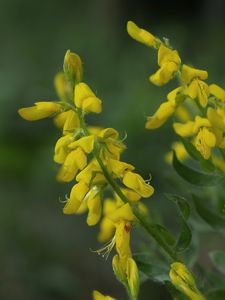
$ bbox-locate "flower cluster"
[127,21,225,161]
[18,49,155,299]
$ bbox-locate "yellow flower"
[18,102,61,121]
[149,45,181,86]
[98,128,126,160]
[63,181,89,214]
[54,134,74,164]
[74,82,102,113]
[126,21,159,48]
[187,79,209,107]
[63,50,83,84]
[145,87,183,129]
[207,107,225,132]
[123,171,154,198]
[57,147,87,182]
[98,198,116,242]
[173,116,216,159]
[86,187,102,226]
[69,135,95,153]
[181,65,208,84]
[53,111,71,128]
[181,64,209,107]
[92,290,115,300]
[209,84,225,102]
[194,127,216,160]
[76,159,105,185]
[109,159,135,177]
[170,262,205,300]
[145,99,176,129]
[173,116,211,137]
[63,110,80,134]
[108,203,135,223]
[115,220,132,261]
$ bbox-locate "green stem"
[77,110,180,262]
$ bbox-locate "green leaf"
[165,194,190,220]
[172,151,224,186]
[192,194,225,232]
[134,253,169,283]
[209,251,225,275]
[175,220,192,252]
[165,194,192,252]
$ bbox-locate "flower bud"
[63,50,83,85]
[169,262,205,300]
[112,254,126,284]
[126,258,140,300]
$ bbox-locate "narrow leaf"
[165,193,190,220]
[165,193,192,252]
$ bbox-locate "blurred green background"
[1,0,225,299]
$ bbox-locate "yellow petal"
[87,191,102,226]
[69,135,95,153]
[76,160,104,184]
[74,82,102,113]
[98,217,115,242]
[122,171,154,198]
[167,87,183,102]
[149,61,178,86]
[194,127,216,159]
[181,64,208,84]
[63,181,89,214]
[127,21,158,48]
[18,102,61,121]
[115,220,132,260]
[92,290,115,300]
[158,44,181,66]
[54,134,73,164]
[98,128,119,139]
[53,111,70,128]
[109,159,135,177]
[145,100,176,129]
[57,148,86,182]
[173,121,195,137]
[63,110,80,134]
[188,79,209,107]
[207,107,225,131]
[193,116,211,132]
[209,84,225,102]
[121,188,141,202]
[108,203,135,223]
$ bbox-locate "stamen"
[90,236,116,260]
[145,174,152,184]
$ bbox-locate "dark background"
[1,0,225,299]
